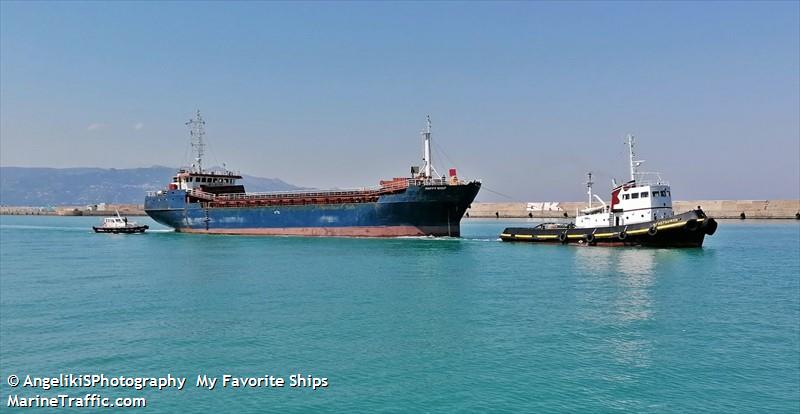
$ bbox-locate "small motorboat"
[500,135,717,247]
[93,212,148,234]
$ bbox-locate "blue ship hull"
[145,182,481,237]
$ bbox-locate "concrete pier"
[0,204,146,216]
[466,200,800,219]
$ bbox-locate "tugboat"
[93,212,149,234]
[500,135,717,247]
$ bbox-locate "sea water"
[1,215,798,412]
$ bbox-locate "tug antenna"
[626,134,644,182]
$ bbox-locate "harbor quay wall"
[466,200,800,219]
[0,204,146,216]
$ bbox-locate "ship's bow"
[379,180,481,237]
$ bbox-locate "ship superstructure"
[145,112,481,237]
[576,135,675,229]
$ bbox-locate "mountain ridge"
[0,166,301,206]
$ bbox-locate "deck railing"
[149,177,471,201]
[633,172,669,187]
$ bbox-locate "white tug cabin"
[100,216,130,229]
[575,135,674,229]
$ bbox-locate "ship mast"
[627,134,643,182]
[421,115,438,178]
[187,110,206,173]
[586,172,594,208]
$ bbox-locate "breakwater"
[0,204,145,216]
[466,200,800,219]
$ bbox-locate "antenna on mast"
[187,110,206,173]
[626,134,644,182]
[586,172,594,208]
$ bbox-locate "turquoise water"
[1,215,798,412]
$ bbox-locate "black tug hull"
[93,225,149,234]
[501,209,717,248]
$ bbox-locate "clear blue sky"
[1,1,798,201]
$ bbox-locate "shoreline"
[0,204,146,216]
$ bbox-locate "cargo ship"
[145,112,481,237]
[500,135,717,247]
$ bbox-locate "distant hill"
[0,166,302,206]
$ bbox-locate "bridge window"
[632,193,639,199]
[623,194,629,200]
[660,190,667,197]
[640,192,648,198]
[652,191,659,197]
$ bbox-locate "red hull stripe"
[177,226,431,237]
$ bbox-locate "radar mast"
[421,115,438,178]
[627,134,644,182]
[186,110,206,173]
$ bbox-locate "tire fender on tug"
[559,231,568,243]
[618,231,627,241]
[648,225,658,236]
[585,233,595,243]
[702,218,718,235]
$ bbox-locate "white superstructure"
[97,211,143,229]
[166,111,243,192]
[575,135,674,229]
